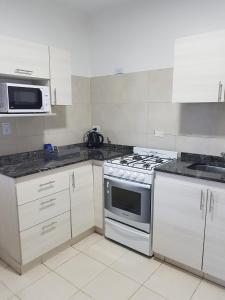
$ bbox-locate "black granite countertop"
[0,143,133,179]
[155,152,225,184]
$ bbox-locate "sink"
[188,163,225,175]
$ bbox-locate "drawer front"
[20,212,71,264]
[18,190,70,231]
[17,171,69,205]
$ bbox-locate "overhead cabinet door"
[49,47,72,105]
[0,36,50,79]
[172,30,225,103]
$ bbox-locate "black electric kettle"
[84,128,104,148]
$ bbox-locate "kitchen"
[0,0,225,299]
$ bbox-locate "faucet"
[221,152,225,159]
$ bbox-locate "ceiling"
[55,0,133,15]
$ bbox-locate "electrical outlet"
[92,125,100,132]
[154,130,164,137]
[2,122,11,136]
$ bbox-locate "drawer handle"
[15,68,33,75]
[40,198,56,206]
[38,185,54,193]
[41,225,57,235]
[42,221,57,231]
[39,202,56,211]
[39,180,55,187]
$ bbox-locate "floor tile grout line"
[3,265,51,297]
[142,260,162,285]
[127,284,143,300]
[42,247,80,271]
[189,278,202,300]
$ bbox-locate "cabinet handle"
[39,198,56,210]
[15,68,33,75]
[209,191,214,213]
[54,88,57,105]
[72,172,75,191]
[218,81,223,102]
[39,180,55,187]
[41,221,57,235]
[200,190,204,210]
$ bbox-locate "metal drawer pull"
[39,180,55,187]
[209,191,214,213]
[41,225,57,235]
[38,185,54,193]
[54,88,57,105]
[200,190,204,210]
[40,198,56,205]
[15,68,33,75]
[39,203,55,210]
[218,81,223,102]
[42,221,57,231]
[72,172,75,191]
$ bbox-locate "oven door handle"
[104,175,151,189]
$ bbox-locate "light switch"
[2,122,11,136]
[154,130,164,137]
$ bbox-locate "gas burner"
[132,154,142,161]
[156,158,163,163]
[120,159,128,165]
[143,163,151,169]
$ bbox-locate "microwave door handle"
[104,175,150,189]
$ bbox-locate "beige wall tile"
[72,76,91,103]
[124,71,149,102]
[91,74,127,103]
[146,134,176,151]
[148,68,173,102]
[147,102,180,135]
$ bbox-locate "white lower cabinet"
[203,187,225,281]
[93,165,104,230]
[153,172,225,282]
[70,164,95,238]
[21,212,71,264]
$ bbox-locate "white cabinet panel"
[0,35,49,79]
[93,165,104,229]
[153,173,206,270]
[16,171,69,205]
[172,30,225,103]
[203,186,225,281]
[49,47,72,105]
[18,190,70,231]
[20,212,71,264]
[70,164,94,237]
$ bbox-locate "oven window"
[112,186,141,215]
[8,87,42,109]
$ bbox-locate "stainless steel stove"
[104,147,177,256]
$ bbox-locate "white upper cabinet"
[0,35,50,79]
[172,30,225,103]
[49,47,72,105]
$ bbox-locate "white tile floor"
[0,233,225,300]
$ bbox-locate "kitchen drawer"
[18,190,70,231]
[20,212,71,264]
[16,171,69,205]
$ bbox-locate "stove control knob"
[138,174,145,182]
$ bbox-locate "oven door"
[7,85,44,113]
[104,175,151,233]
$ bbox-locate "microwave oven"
[0,83,51,113]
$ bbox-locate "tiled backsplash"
[1,68,225,156]
[0,76,92,156]
[91,68,225,156]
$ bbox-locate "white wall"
[0,0,90,76]
[89,0,225,76]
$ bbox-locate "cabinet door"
[203,187,225,281]
[0,35,49,79]
[93,165,104,230]
[70,164,94,237]
[153,173,206,270]
[49,47,72,105]
[172,30,225,103]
